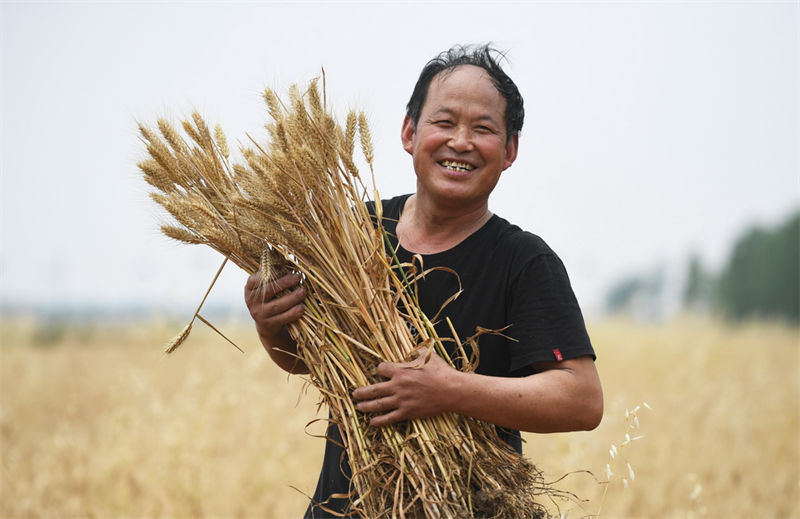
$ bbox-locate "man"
[244,44,603,518]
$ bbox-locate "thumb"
[376,361,400,378]
[410,345,434,366]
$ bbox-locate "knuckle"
[262,299,277,315]
[276,273,299,291]
[277,306,302,326]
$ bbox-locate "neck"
[397,194,493,254]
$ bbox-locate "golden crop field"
[1,316,797,518]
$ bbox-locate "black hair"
[405,44,524,141]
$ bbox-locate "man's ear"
[401,115,415,156]
[502,133,519,171]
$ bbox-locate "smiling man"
[244,44,603,518]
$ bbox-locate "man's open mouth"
[440,160,476,173]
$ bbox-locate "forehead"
[423,65,505,118]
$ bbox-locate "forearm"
[244,272,309,374]
[256,324,309,374]
[445,357,603,433]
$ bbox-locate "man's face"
[401,65,518,211]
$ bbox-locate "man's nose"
[448,126,473,152]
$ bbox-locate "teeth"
[441,160,475,172]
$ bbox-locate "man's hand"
[352,349,459,427]
[244,271,309,373]
[245,272,306,336]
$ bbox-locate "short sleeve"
[506,254,595,373]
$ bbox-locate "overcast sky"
[2,1,797,318]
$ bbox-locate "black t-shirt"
[304,194,595,518]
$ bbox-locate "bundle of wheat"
[138,77,554,518]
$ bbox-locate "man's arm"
[352,352,602,433]
[244,272,309,374]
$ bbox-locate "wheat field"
[1,315,797,518]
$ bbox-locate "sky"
[2,1,797,319]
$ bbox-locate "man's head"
[400,60,520,212]
[406,44,524,143]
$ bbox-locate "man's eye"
[435,120,453,126]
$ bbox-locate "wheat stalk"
[139,77,556,518]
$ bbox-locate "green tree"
[715,210,799,323]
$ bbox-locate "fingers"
[373,355,426,378]
[354,390,404,427]
[246,284,305,319]
[375,361,398,378]
[352,380,391,402]
[257,284,305,316]
[259,300,305,330]
[353,377,405,426]
[354,391,410,428]
[245,272,302,298]
[368,410,404,428]
[244,272,303,310]
[354,395,398,414]
[244,272,306,335]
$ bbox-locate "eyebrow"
[428,107,500,125]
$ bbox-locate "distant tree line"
[607,209,799,324]
[698,210,798,323]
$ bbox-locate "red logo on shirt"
[553,349,563,362]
